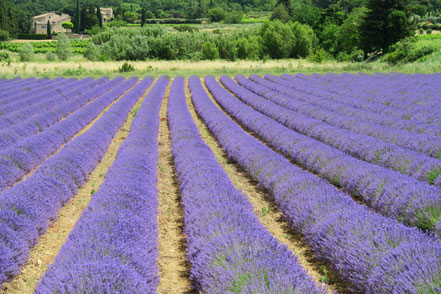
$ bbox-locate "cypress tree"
[47,20,52,39]
[74,0,80,33]
[80,6,87,32]
[96,6,103,28]
[141,8,146,27]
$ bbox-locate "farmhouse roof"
[33,12,71,22]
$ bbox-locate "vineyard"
[0,73,440,293]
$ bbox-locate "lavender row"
[171,77,325,293]
[0,78,81,122]
[279,73,441,130]
[281,73,441,125]
[0,78,68,109]
[294,72,441,111]
[309,73,441,112]
[223,76,441,187]
[0,77,119,150]
[244,75,441,159]
[0,78,43,99]
[0,77,133,193]
[0,78,90,130]
[35,76,160,293]
[189,76,441,293]
[0,76,149,288]
[210,76,441,232]
[0,77,22,90]
[266,74,441,137]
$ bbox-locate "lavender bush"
[228,75,441,187]
[189,76,441,293]
[207,76,441,232]
[0,76,152,287]
[169,76,326,293]
[0,78,94,130]
[245,74,441,159]
[266,74,441,137]
[35,76,162,293]
[0,77,117,150]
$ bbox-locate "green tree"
[97,6,103,28]
[319,22,340,54]
[56,33,72,61]
[360,0,413,54]
[80,6,99,32]
[319,1,346,25]
[290,21,317,57]
[409,4,427,17]
[0,0,18,36]
[292,1,322,28]
[0,29,9,42]
[276,0,293,15]
[260,20,296,58]
[62,22,74,31]
[47,20,52,39]
[338,6,367,52]
[74,0,80,33]
[208,7,227,22]
[271,4,291,22]
[387,10,412,46]
[141,8,146,27]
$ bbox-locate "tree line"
[270,0,439,57]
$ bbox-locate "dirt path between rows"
[192,77,351,294]
[156,79,194,294]
[0,80,150,294]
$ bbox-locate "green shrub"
[0,51,10,61]
[260,20,295,59]
[46,51,57,61]
[308,48,332,63]
[86,25,104,36]
[426,28,433,34]
[56,33,72,61]
[173,25,199,33]
[0,30,9,42]
[271,4,291,23]
[228,11,244,24]
[118,62,135,72]
[208,8,227,23]
[236,36,262,60]
[62,22,74,31]
[83,42,100,61]
[18,43,34,62]
[260,20,316,59]
[384,38,435,64]
[202,42,219,60]
[17,33,49,40]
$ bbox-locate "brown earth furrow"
[192,77,351,294]
[156,79,194,294]
[0,80,152,294]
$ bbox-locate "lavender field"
[0,73,441,293]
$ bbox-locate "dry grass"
[0,80,148,294]
[0,58,401,79]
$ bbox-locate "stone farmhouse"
[32,12,71,34]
